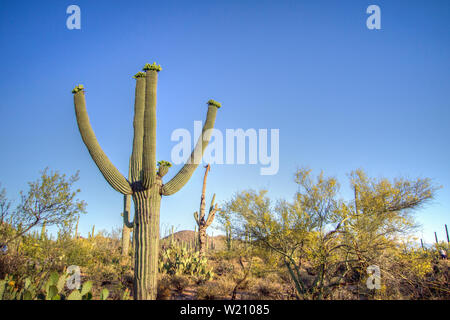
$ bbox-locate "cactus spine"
[193,164,218,257]
[72,63,221,299]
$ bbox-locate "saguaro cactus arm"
[122,205,134,229]
[194,211,199,225]
[206,194,218,228]
[162,101,221,196]
[157,161,172,178]
[122,163,134,229]
[205,208,217,228]
[209,193,216,213]
[130,73,146,184]
[142,63,161,189]
[73,86,132,195]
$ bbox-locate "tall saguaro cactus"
[194,164,218,257]
[72,62,221,299]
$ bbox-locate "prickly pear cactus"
[0,271,97,300]
[159,245,214,281]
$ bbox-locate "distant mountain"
[161,230,226,250]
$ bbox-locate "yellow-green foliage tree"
[0,168,86,249]
[220,168,439,299]
[336,169,439,289]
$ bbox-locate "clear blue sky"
[0,0,449,244]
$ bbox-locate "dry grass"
[171,275,191,294]
[157,274,172,300]
[196,278,234,300]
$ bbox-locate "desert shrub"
[252,278,286,300]
[157,274,172,300]
[0,252,28,279]
[196,278,234,300]
[380,247,449,300]
[214,259,234,276]
[60,238,94,267]
[0,222,134,300]
[171,275,190,294]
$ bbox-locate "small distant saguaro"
[194,164,218,257]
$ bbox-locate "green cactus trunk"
[72,62,221,300]
[121,224,131,257]
[121,194,131,259]
[198,227,207,255]
[132,186,161,300]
